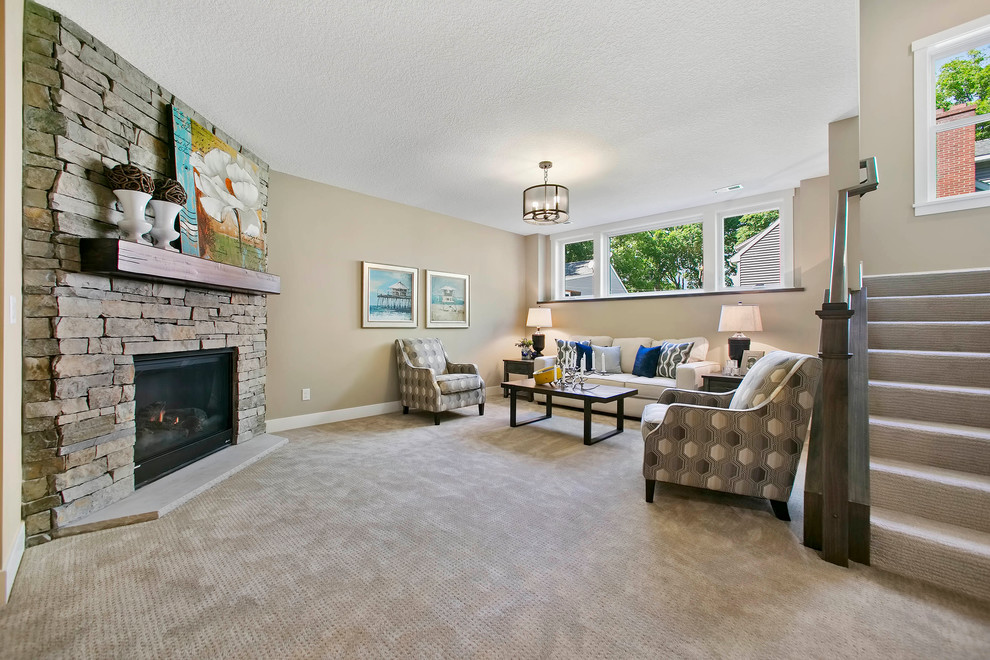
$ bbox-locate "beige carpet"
[2,399,989,659]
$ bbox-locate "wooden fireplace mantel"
[79,239,281,295]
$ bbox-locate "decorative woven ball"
[153,178,188,205]
[106,164,154,194]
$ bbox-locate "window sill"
[539,286,805,304]
[914,192,990,216]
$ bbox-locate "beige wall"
[860,0,990,275]
[265,172,528,421]
[2,0,24,601]
[526,176,832,363]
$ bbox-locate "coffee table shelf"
[500,378,638,445]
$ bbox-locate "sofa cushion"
[632,345,664,377]
[592,345,621,373]
[584,374,627,386]
[435,373,482,394]
[572,335,613,347]
[655,336,708,363]
[656,341,694,378]
[623,376,676,400]
[612,337,653,373]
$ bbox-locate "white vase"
[148,199,182,250]
[113,189,152,244]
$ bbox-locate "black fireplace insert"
[133,348,235,487]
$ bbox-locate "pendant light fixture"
[523,161,569,225]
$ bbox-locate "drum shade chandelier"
[523,161,569,225]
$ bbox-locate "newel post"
[815,301,854,567]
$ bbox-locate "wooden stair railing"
[805,157,878,567]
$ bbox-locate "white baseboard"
[2,522,25,606]
[266,388,503,434]
[266,400,404,433]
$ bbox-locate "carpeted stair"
[865,268,990,602]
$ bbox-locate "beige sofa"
[532,335,721,418]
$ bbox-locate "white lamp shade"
[718,303,763,333]
[526,307,552,328]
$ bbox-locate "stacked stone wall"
[21,2,270,546]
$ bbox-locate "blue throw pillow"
[574,343,593,371]
[632,345,663,378]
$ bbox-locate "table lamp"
[718,302,762,366]
[526,307,552,357]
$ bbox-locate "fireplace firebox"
[133,348,235,487]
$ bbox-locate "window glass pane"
[937,119,990,197]
[608,222,703,294]
[933,44,990,116]
[722,210,780,288]
[563,240,594,297]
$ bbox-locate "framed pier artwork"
[362,262,418,328]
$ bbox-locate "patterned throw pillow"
[656,341,694,378]
[632,345,664,377]
[556,340,591,370]
[592,345,621,373]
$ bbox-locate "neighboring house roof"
[564,260,628,295]
[729,220,781,264]
[976,138,990,158]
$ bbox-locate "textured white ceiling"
[41,0,859,235]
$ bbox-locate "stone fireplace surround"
[21,3,271,546]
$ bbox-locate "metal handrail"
[828,157,879,303]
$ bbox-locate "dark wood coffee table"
[501,378,639,445]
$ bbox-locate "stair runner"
[864,268,990,602]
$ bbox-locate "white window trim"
[548,189,794,302]
[912,14,990,216]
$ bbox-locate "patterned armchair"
[641,351,821,521]
[395,338,486,425]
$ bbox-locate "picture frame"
[739,350,765,375]
[362,262,418,328]
[425,270,470,328]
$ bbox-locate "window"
[608,222,703,294]
[562,239,594,297]
[913,15,990,215]
[722,209,780,288]
[550,191,793,301]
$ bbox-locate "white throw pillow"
[592,345,622,374]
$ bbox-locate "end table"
[503,358,536,400]
[701,373,744,393]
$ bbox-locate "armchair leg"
[479,403,485,416]
[402,406,409,415]
[770,500,790,521]
[434,413,441,426]
[645,479,656,503]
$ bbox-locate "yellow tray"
[533,366,561,385]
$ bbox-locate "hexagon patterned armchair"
[641,351,821,521]
[395,338,486,425]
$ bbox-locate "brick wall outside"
[935,103,977,198]
[21,2,270,546]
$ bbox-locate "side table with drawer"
[502,359,536,400]
[701,373,745,393]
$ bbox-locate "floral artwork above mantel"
[171,106,266,271]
